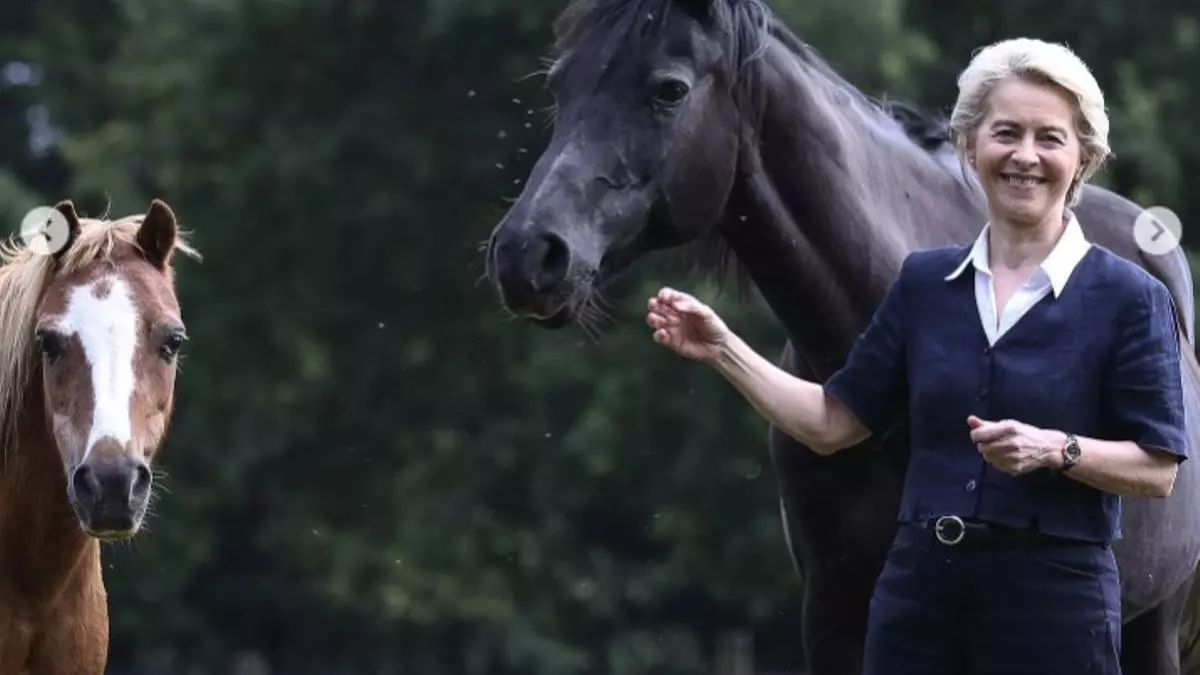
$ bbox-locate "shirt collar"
[945,211,1091,297]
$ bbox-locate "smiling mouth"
[1001,172,1048,188]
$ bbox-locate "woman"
[645,38,1187,674]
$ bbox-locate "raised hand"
[645,287,732,362]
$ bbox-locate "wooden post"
[713,628,754,675]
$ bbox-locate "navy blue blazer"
[824,243,1188,543]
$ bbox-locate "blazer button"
[966,479,977,492]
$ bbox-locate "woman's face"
[969,77,1084,229]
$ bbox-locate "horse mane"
[553,0,771,115]
[0,212,199,458]
[551,0,965,292]
[880,99,955,152]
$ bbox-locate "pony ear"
[51,200,82,260]
[137,199,178,270]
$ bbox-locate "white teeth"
[1003,174,1043,186]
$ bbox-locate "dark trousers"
[862,521,1122,674]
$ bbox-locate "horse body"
[0,398,108,673]
[484,0,1200,673]
[0,200,197,674]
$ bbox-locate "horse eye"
[653,78,690,107]
[35,329,64,363]
[160,331,188,361]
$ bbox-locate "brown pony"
[0,199,198,674]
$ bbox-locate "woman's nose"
[1009,138,1039,167]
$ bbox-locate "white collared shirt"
[944,214,1092,345]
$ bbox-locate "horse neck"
[0,376,98,612]
[716,37,980,371]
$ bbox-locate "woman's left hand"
[967,415,1064,475]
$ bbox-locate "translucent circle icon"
[1133,206,1183,256]
[19,206,71,256]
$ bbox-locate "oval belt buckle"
[934,515,966,546]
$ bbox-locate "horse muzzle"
[488,226,584,323]
[67,455,153,539]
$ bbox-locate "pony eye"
[653,78,690,107]
[159,330,188,361]
[35,328,65,363]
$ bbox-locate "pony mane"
[0,213,200,458]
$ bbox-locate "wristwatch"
[1060,434,1081,472]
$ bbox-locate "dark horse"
[483,0,1200,672]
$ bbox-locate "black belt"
[923,515,1097,548]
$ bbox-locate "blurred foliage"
[1,0,1198,673]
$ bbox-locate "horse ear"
[678,0,715,12]
[137,199,178,269]
[51,200,82,260]
[677,0,719,20]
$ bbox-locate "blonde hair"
[949,38,1111,206]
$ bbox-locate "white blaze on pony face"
[54,275,141,463]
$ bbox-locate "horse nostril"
[132,462,153,499]
[71,465,99,504]
[534,232,570,291]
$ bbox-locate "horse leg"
[1119,573,1194,675]
[1182,570,1200,675]
[770,428,858,675]
[26,571,108,675]
[769,343,906,675]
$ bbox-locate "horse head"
[30,199,196,540]
[485,0,766,327]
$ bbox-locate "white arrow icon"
[19,206,71,256]
[1133,205,1183,256]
